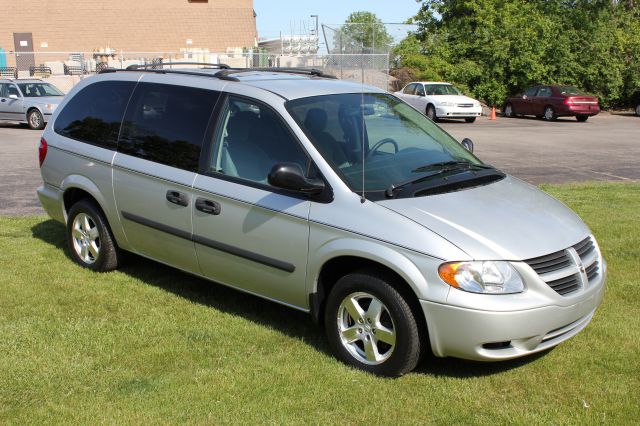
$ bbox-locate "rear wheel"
[426,104,437,121]
[543,106,556,121]
[27,109,45,130]
[324,271,422,377]
[464,117,476,123]
[635,104,640,117]
[576,115,589,122]
[503,103,515,118]
[67,199,120,272]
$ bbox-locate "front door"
[192,95,313,309]
[0,83,24,121]
[113,80,221,274]
[13,33,35,72]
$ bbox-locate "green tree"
[396,0,640,107]
[335,11,394,53]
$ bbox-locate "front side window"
[210,96,310,185]
[287,93,483,194]
[54,81,136,149]
[415,84,426,96]
[425,84,462,96]
[524,86,538,97]
[118,83,220,172]
[17,83,64,97]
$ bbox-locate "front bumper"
[420,268,606,361]
[435,105,482,118]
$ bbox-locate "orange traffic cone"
[489,106,497,120]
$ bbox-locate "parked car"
[37,66,606,376]
[394,81,482,122]
[503,85,600,122]
[630,90,640,117]
[0,78,65,129]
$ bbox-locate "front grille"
[524,235,599,297]
[546,274,581,295]
[574,237,595,258]
[525,250,571,275]
[585,261,599,282]
[457,103,473,107]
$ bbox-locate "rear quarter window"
[118,83,220,172]
[54,81,136,149]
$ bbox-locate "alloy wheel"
[71,213,100,264]
[337,292,396,365]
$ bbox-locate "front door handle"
[195,197,221,215]
[166,190,189,207]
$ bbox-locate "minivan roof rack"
[215,67,337,79]
[125,62,230,70]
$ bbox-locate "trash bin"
[0,48,7,68]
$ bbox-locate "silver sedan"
[0,79,65,129]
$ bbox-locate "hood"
[377,176,590,260]
[430,94,477,105]
[28,96,64,105]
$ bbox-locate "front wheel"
[543,106,556,121]
[67,199,121,271]
[27,109,45,130]
[426,105,437,121]
[324,272,422,376]
[503,103,515,118]
[576,115,589,122]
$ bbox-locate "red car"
[503,85,600,122]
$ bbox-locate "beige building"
[1,0,257,70]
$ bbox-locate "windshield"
[557,86,587,96]
[425,84,462,96]
[286,93,483,195]
[17,83,64,97]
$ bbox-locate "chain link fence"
[0,50,390,93]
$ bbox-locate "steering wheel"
[366,138,399,158]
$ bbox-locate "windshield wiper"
[386,162,496,198]
[411,161,494,173]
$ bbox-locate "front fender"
[308,237,432,300]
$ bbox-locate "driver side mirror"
[461,138,474,152]
[9,94,19,100]
[268,163,325,195]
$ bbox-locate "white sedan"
[394,82,482,123]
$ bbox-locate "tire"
[576,115,589,122]
[67,199,120,272]
[426,104,437,121]
[27,109,45,130]
[635,104,640,117]
[543,106,556,121]
[503,103,515,118]
[464,117,476,123]
[324,271,422,377]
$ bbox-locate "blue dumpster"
[0,48,7,68]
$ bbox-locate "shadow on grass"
[32,218,549,378]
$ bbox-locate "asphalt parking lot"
[0,113,638,215]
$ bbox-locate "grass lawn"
[0,182,638,424]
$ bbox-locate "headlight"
[438,102,454,107]
[438,261,524,294]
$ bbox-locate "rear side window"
[403,83,416,94]
[118,83,219,172]
[54,81,135,149]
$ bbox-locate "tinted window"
[210,96,309,185]
[537,86,552,97]
[524,87,538,97]
[403,84,416,94]
[54,81,135,149]
[119,83,219,172]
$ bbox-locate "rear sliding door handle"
[166,190,189,207]
[195,197,221,215]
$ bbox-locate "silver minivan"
[37,67,606,376]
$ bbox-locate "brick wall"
[1,0,256,65]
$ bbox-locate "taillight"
[564,97,574,105]
[39,137,48,167]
